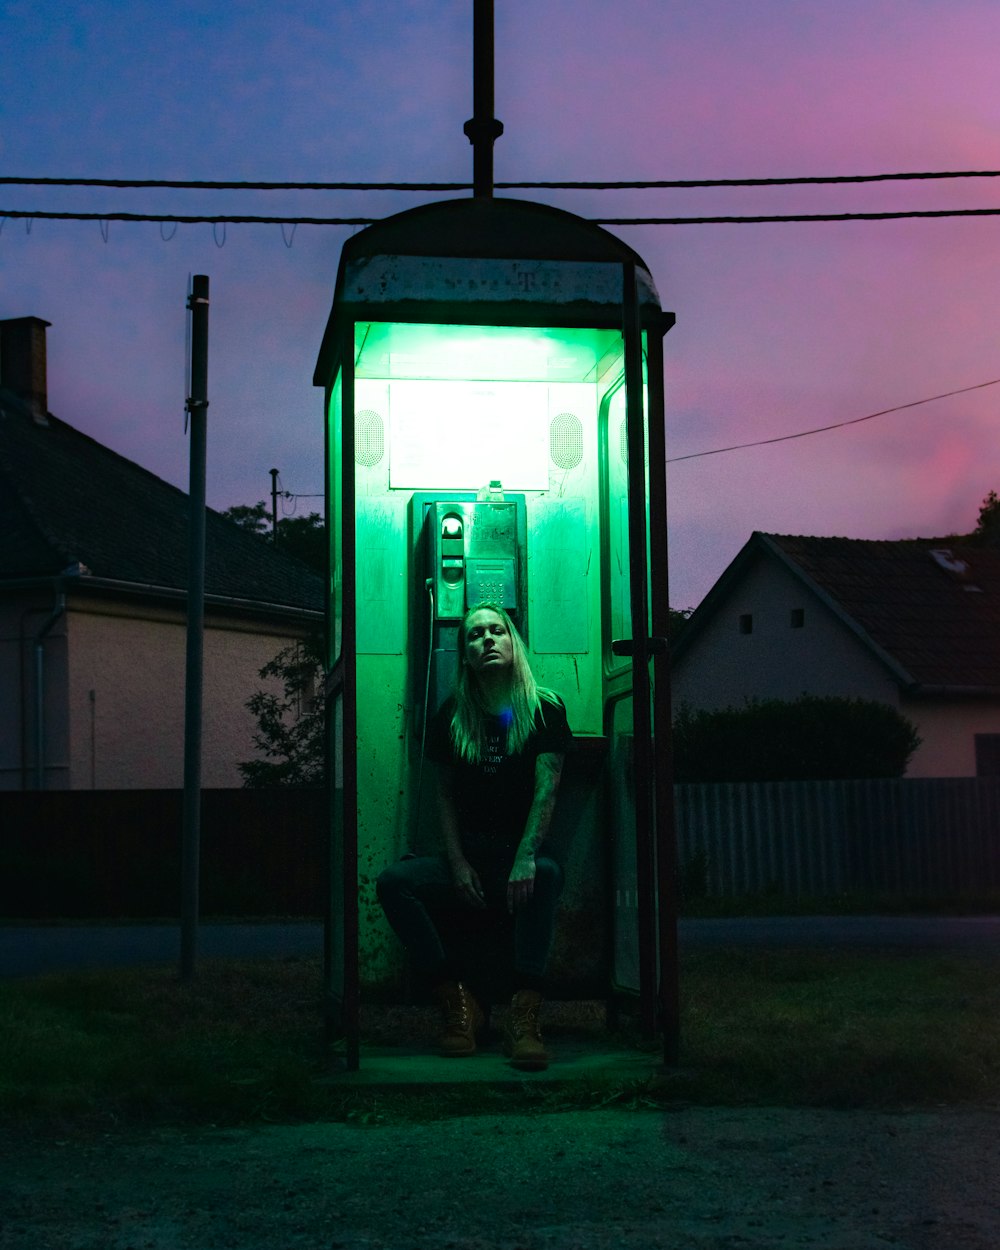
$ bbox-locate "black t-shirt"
[426,693,572,844]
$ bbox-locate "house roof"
[314,197,670,386]
[0,390,323,616]
[674,530,1000,692]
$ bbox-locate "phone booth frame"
[314,197,679,1070]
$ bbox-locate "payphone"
[410,484,527,719]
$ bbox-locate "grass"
[2,949,999,1131]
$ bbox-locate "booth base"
[322,1000,664,1086]
[322,1038,662,1086]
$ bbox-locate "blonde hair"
[450,603,557,764]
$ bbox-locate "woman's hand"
[507,851,536,914]
[450,857,486,909]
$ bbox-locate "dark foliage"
[220,501,326,577]
[239,631,325,788]
[672,695,922,782]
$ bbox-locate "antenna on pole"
[463,0,503,197]
[269,468,280,543]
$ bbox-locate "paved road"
[679,913,1000,950]
[2,914,1000,977]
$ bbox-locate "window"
[975,735,1000,777]
[739,613,753,635]
[790,608,805,629]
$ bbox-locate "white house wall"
[901,695,1000,778]
[671,555,1000,777]
[671,555,900,712]
[62,602,308,789]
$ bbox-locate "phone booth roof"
[314,197,666,387]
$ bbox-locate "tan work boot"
[433,981,484,1057]
[503,989,549,1070]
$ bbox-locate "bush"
[672,695,921,782]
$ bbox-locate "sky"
[3,0,1000,610]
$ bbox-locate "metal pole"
[622,263,658,1038]
[33,589,66,790]
[645,316,682,1066]
[180,274,209,980]
[463,0,503,197]
[270,467,279,543]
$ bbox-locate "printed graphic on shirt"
[482,728,505,775]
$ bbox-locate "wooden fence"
[675,777,1000,898]
[0,789,327,919]
[3,777,1000,920]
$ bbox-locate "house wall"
[0,595,71,791]
[671,555,900,712]
[65,600,306,789]
[671,555,1000,779]
[0,591,314,790]
[901,695,1000,778]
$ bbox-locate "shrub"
[672,695,921,782]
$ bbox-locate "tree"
[672,695,921,783]
[239,630,326,788]
[668,606,693,642]
[224,501,327,785]
[974,489,1000,541]
[220,501,326,576]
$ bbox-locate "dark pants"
[376,853,563,991]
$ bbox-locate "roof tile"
[0,392,323,613]
[766,532,1000,688]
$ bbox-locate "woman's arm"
[507,751,564,912]
[436,765,485,907]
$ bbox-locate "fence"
[675,777,1000,898]
[3,778,1000,920]
[0,789,327,919]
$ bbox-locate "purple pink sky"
[3,0,1000,609]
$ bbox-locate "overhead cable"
[3,169,1000,190]
[4,207,1000,226]
[0,210,375,225]
[667,378,1000,464]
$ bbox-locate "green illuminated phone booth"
[314,197,678,1068]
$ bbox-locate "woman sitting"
[376,602,570,1070]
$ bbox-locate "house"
[0,316,324,790]
[670,530,1000,778]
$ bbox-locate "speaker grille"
[619,417,629,465]
[549,412,583,470]
[355,408,385,467]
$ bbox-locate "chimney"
[0,316,51,423]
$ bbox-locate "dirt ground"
[3,1104,999,1250]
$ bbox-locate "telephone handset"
[410,486,527,721]
[430,495,521,622]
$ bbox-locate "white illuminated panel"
[386,380,549,490]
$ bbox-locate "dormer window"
[929,548,983,592]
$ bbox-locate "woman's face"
[463,609,514,679]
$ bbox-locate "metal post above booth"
[313,196,678,1070]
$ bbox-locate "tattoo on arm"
[519,752,564,857]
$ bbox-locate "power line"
[599,209,1000,225]
[0,210,375,225]
[667,378,1000,464]
[3,169,1000,190]
[5,207,1000,227]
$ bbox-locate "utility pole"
[463,0,503,197]
[270,467,280,543]
[180,274,209,981]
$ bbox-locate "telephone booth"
[314,196,678,1069]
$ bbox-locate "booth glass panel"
[348,319,642,998]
